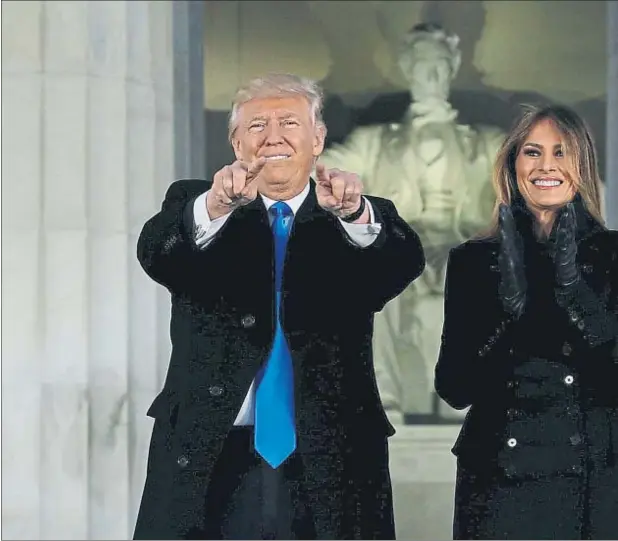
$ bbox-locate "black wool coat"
[133,179,425,539]
[435,200,618,539]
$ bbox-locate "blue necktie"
[254,201,296,469]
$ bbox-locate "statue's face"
[398,40,454,102]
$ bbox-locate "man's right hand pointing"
[206,158,267,219]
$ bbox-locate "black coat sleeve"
[554,232,618,348]
[434,242,515,409]
[137,179,212,292]
[338,196,425,313]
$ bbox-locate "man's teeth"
[533,180,562,187]
[265,155,289,161]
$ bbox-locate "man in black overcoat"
[133,73,425,539]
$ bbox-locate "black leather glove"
[498,204,527,318]
[553,202,580,288]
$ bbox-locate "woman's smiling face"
[515,118,577,212]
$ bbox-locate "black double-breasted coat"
[133,179,425,539]
[435,200,618,539]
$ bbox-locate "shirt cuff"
[193,191,233,248]
[337,197,382,248]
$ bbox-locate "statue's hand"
[423,245,451,273]
[417,243,454,293]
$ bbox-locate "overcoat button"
[209,385,224,396]
[392,226,406,239]
[241,315,256,328]
[577,320,585,330]
[177,455,189,468]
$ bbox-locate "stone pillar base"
[389,425,461,540]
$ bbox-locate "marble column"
[2,1,204,539]
[173,0,206,179]
[606,0,618,229]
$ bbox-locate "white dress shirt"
[192,182,382,425]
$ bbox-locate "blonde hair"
[482,104,605,237]
[227,73,326,142]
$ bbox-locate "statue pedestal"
[389,424,461,540]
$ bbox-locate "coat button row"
[506,434,581,450]
[506,375,573,389]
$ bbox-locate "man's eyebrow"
[246,112,301,124]
[248,115,268,122]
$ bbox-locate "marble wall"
[2,1,203,538]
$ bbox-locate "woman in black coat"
[435,104,618,539]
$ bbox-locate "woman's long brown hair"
[480,104,605,238]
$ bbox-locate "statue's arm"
[481,126,507,211]
[460,126,507,237]
[320,126,382,184]
[481,126,507,164]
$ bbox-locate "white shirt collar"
[259,181,310,216]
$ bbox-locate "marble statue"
[320,23,506,423]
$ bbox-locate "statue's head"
[397,23,461,103]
